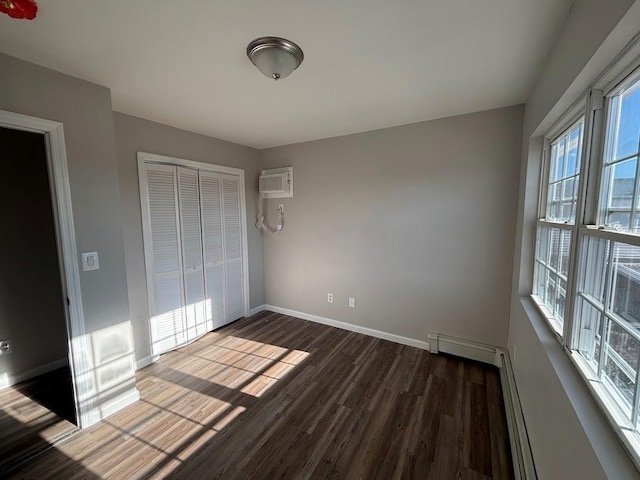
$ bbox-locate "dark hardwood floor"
[0,366,78,476]
[10,312,513,479]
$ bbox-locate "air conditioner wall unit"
[259,167,293,198]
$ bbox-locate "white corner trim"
[249,304,266,316]
[135,355,160,371]
[427,332,537,480]
[0,358,69,390]
[263,305,430,350]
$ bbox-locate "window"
[533,120,584,334]
[532,65,640,466]
[601,77,640,232]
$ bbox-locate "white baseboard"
[135,355,160,371]
[249,304,266,316]
[263,304,430,350]
[0,357,69,390]
[427,332,537,480]
[82,388,140,428]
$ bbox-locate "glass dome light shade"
[247,37,304,81]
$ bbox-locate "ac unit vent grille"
[259,167,293,198]
[260,175,285,193]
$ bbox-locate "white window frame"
[532,103,588,339]
[530,36,640,469]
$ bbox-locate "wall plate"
[81,252,99,271]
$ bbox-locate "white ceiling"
[0,1,572,149]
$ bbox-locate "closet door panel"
[205,265,225,328]
[222,174,244,323]
[199,171,226,329]
[143,163,186,356]
[177,167,207,340]
[225,259,244,322]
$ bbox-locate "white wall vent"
[259,167,293,198]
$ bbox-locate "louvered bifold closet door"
[177,167,207,342]
[222,174,244,323]
[199,171,226,329]
[143,163,186,356]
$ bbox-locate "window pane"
[565,127,582,176]
[603,350,635,408]
[603,157,637,231]
[581,235,609,304]
[601,76,640,233]
[578,238,640,415]
[603,318,638,410]
[550,228,560,270]
[611,243,640,326]
[609,320,640,374]
[555,277,567,323]
[534,262,547,299]
[545,274,556,311]
[559,229,571,277]
[536,225,550,265]
[577,300,602,367]
[547,121,583,223]
[614,83,640,161]
[551,139,565,182]
[534,226,571,333]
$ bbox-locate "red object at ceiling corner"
[0,0,38,20]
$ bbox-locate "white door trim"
[137,151,251,330]
[0,109,94,428]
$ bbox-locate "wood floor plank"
[8,313,514,479]
[0,367,78,476]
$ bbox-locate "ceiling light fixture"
[246,36,304,81]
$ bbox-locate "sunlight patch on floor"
[37,329,312,479]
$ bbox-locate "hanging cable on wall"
[256,194,284,234]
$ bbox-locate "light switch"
[81,252,99,271]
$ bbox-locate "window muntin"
[547,121,584,223]
[600,76,640,232]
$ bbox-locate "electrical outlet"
[348,297,356,308]
[327,293,334,303]
[0,339,12,356]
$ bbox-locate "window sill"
[569,350,640,469]
[530,294,564,338]
[519,296,640,477]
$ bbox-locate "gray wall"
[259,105,523,347]
[0,127,68,378]
[113,113,264,363]
[509,0,640,478]
[0,53,137,409]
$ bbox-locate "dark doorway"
[0,126,78,475]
